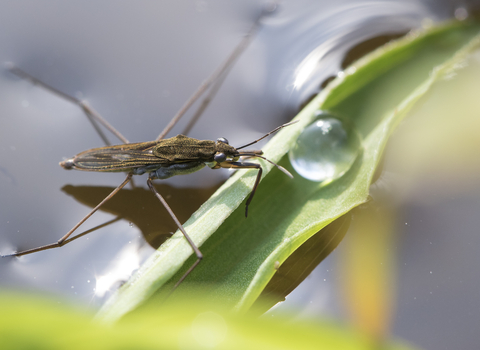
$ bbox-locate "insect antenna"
[236,120,298,150]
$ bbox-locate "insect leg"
[6,64,128,145]
[218,162,262,217]
[2,173,133,257]
[7,64,138,186]
[156,6,274,140]
[146,178,203,289]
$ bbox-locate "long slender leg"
[7,4,275,144]
[180,68,228,136]
[2,173,133,257]
[146,178,203,289]
[180,40,243,136]
[181,2,280,135]
[7,64,138,187]
[6,64,129,145]
[61,217,123,245]
[218,162,262,217]
[156,6,273,141]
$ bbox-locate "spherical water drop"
[289,111,362,182]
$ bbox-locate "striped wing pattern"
[71,141,168,172]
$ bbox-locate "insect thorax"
[152,135,217,162]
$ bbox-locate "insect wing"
[70,141,169,172]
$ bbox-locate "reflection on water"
[62,182,223,249]
[94,240,143,298]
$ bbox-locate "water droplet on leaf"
[289,111,362,182]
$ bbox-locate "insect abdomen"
[60,141,162,172]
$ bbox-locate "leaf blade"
[97,20,480,323]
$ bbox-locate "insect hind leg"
[2,174,133,257]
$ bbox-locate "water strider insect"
[2,5,296,289]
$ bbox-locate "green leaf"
[251,213,352,314]
[0,292,420,350]
[97,21,480,323]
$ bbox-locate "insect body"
[61,135,240,177]
[61,127,294,217]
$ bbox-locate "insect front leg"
[218,161,262,217]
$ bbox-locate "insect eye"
[214,152,227,163]
[217,137,229,144]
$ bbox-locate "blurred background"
[1,1,480,349]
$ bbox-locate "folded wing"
[67,141,169,172]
